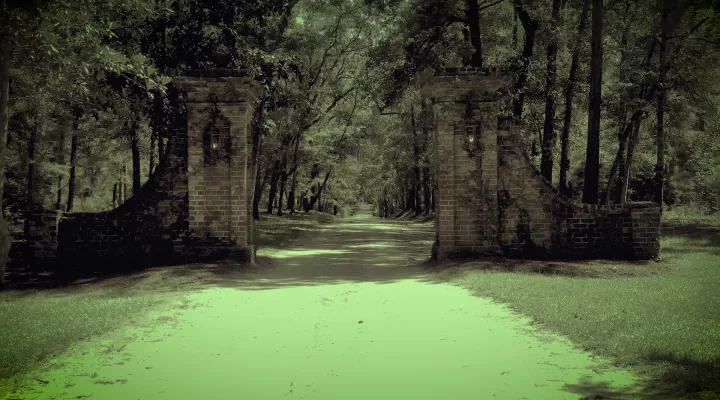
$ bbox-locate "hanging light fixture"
[457,106,484,157]
[210,128,222,150]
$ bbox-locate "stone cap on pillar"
[422,66,510,103]
[173,71,263,104]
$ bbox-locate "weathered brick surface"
[425,68,661,260]
[28,76,262,270]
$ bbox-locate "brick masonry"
[26,75,262,271]
[425,67,661,260]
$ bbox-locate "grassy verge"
[0,210,339,399]
[663,204,720,227]
[0,288,174,397]
[439,232,720,399]
[254,210,338,251]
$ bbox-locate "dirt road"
[4,205,642,399]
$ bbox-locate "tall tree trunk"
[540,0,563,182]
[311,170,331,211]
[655,31,668,210]
[559,0,591,195]
[26,122,38,210]
[288,135,300,214]
[423,166,431,215]
[582,0,604,205]
[250,98,266,222]
[253,162,270,220]
[411,106,422,215]
[431,187,436,213]
[130,127,141,196]
[620,118,641,203]
[277,158,287,216]
[66,107,81,212]
[0,35,12,287]
[465,0,483,67]
[149,124,156,176]
[150,90,163,173]
[123,164,128,203]
[24,121,38,239]
[113,183,119,208]
[512,0,539,119]
[55,128,66,211]
[267,160,281,214]
[603,3,636,205]
[604,113,638,204]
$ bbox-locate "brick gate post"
[175,75,262,262]
[423,68,509,260]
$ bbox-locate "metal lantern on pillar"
[203,103,232,166]
[210,129,222,150]
[456,101,484,158]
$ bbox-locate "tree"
[512,0,539,120]
[539,0,563,182]
[559,0,591,195]
[582,0,604,204]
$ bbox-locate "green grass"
[0,209,341,398]
[254,210,338,251]
[0,289,172,396]
[440,234,720,399]
[664,204,720,227]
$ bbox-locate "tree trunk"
[288,135,300,214]
[432,187,436,213]
[604,113,638,204]
[267,160,281,214]
[559,0,591,195]
[311,170,331,211]
[540,0,563,183]
[411,107,422,215]
[620,118,641,203]
[423,166,431,215]
[465,0,483,67]
[24,120,38,242]
[150,90,163,174]
[655,31,668,210]
[250,98,266,222]
[277,158,287,217]
[56,177,63,211]
[253,162,270,220]
[113,183,119,208]
[55,127,66,211]
[0,34,12,287]
[512,0,539,119]
[582,0,604,205]
[130,121,141,196]
[149,124,156,176]
[26,122,38,211]
[66,107,81,212]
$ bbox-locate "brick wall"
[426,67,661,261]
[181,76,259,260]
[28,74,262,271]
[497,122,660,259]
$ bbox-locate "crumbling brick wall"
[497,121,660,259]
[427,67,661,261]
[28,74,262,271]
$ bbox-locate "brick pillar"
[423,68,509,260]
[174,76,262,262]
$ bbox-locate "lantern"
[456,114,484,157]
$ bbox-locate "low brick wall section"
[497,124,661,259]
[25,211,63,262]
[26,75,259,271]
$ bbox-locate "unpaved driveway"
[5,206,643,400]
